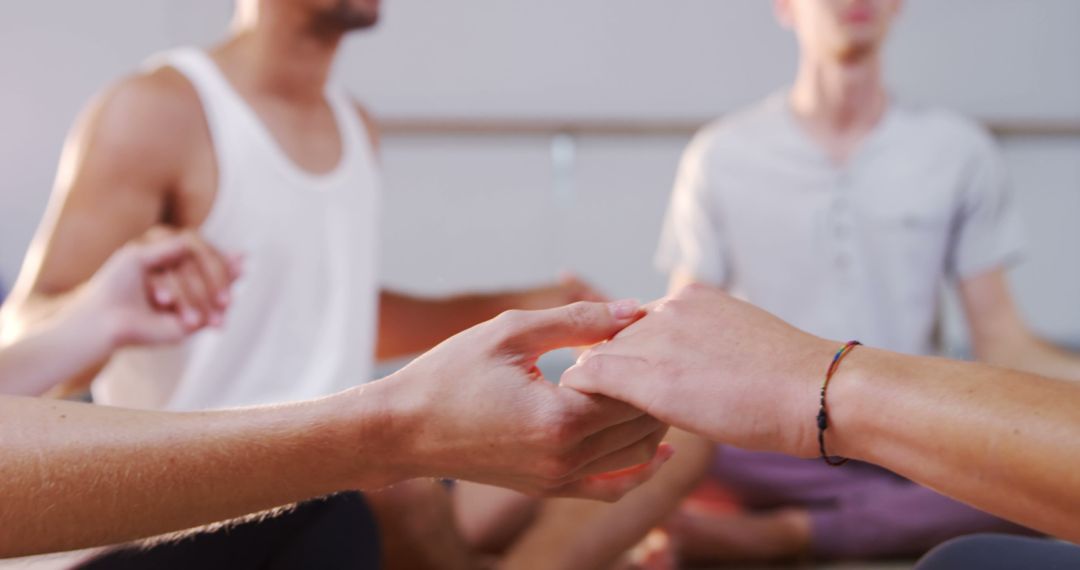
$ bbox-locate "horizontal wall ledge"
[379,117,1080,139]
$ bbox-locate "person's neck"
[217,8,343,105]
[789,53,888,136]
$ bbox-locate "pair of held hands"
[388,283,835,500]
[77,229,827,502]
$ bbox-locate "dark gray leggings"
[916,534,1080,570]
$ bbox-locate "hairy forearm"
[830,348,1080,541]
[504,430,711,570]
[377,290,518,360]
[0,387,388,558]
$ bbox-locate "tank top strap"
[144,48,255,155]
[324,83,378,170]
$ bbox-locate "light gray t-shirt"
[656,92,1025,356]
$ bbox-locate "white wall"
[1,0,1078,346]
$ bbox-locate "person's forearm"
[0,289,72,344]
[0,386,393,558]
[0,301,117,396]
[829,348,1080,542]
[977,334,1080,383]
[377,289,522,360]
[0,290,108,395]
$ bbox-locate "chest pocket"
[860,188,955,276]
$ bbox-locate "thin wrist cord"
[817,341,861,467]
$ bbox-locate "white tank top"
[93,48,381,411]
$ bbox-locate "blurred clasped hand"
[77,226,242,348]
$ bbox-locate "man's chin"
[347,11,380,30]
[316,5,379,33]
[833,38,882,64]
[334,11,378,32]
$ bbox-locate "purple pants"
[712,446,1036,559]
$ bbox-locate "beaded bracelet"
[817,341,861,467]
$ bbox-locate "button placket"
[831,171,856,270]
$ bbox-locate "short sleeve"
[947,137,1026,279]
[654,133,729,286]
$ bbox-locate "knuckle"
[656,359,683,384]
[633,440,659,465]
[494,309,526,330]
[681,282,709,297]
[565,302,596,329]
[537,457,574,481]
[662,297,689,316]
[533,411,578,452]
[488,310,527,344]
[552,408,587,448]
[549,472,580,489]
[581,354,607,376]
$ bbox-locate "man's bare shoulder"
[83,67,207,169]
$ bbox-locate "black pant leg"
[75,492,380,570]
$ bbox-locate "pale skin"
[563,284,1080,543]
[505,1,1080,566]
[0,290,671,559]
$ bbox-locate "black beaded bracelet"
[817,341,861,467]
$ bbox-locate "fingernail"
[217,291,230,306]
[155,288,172,305]
[607,299,640,320]
[208,313,224,328]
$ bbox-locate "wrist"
[319,373,427,490]
[818,346,877,462]
[61,291,124,355]
[784,337,841,458]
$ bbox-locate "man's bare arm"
[0,393,376,558]
[961,267,1080,381]
[0,69,210,392]
[377,278,606,361]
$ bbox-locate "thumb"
[501,300,642,356]
[561,353,653,410]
